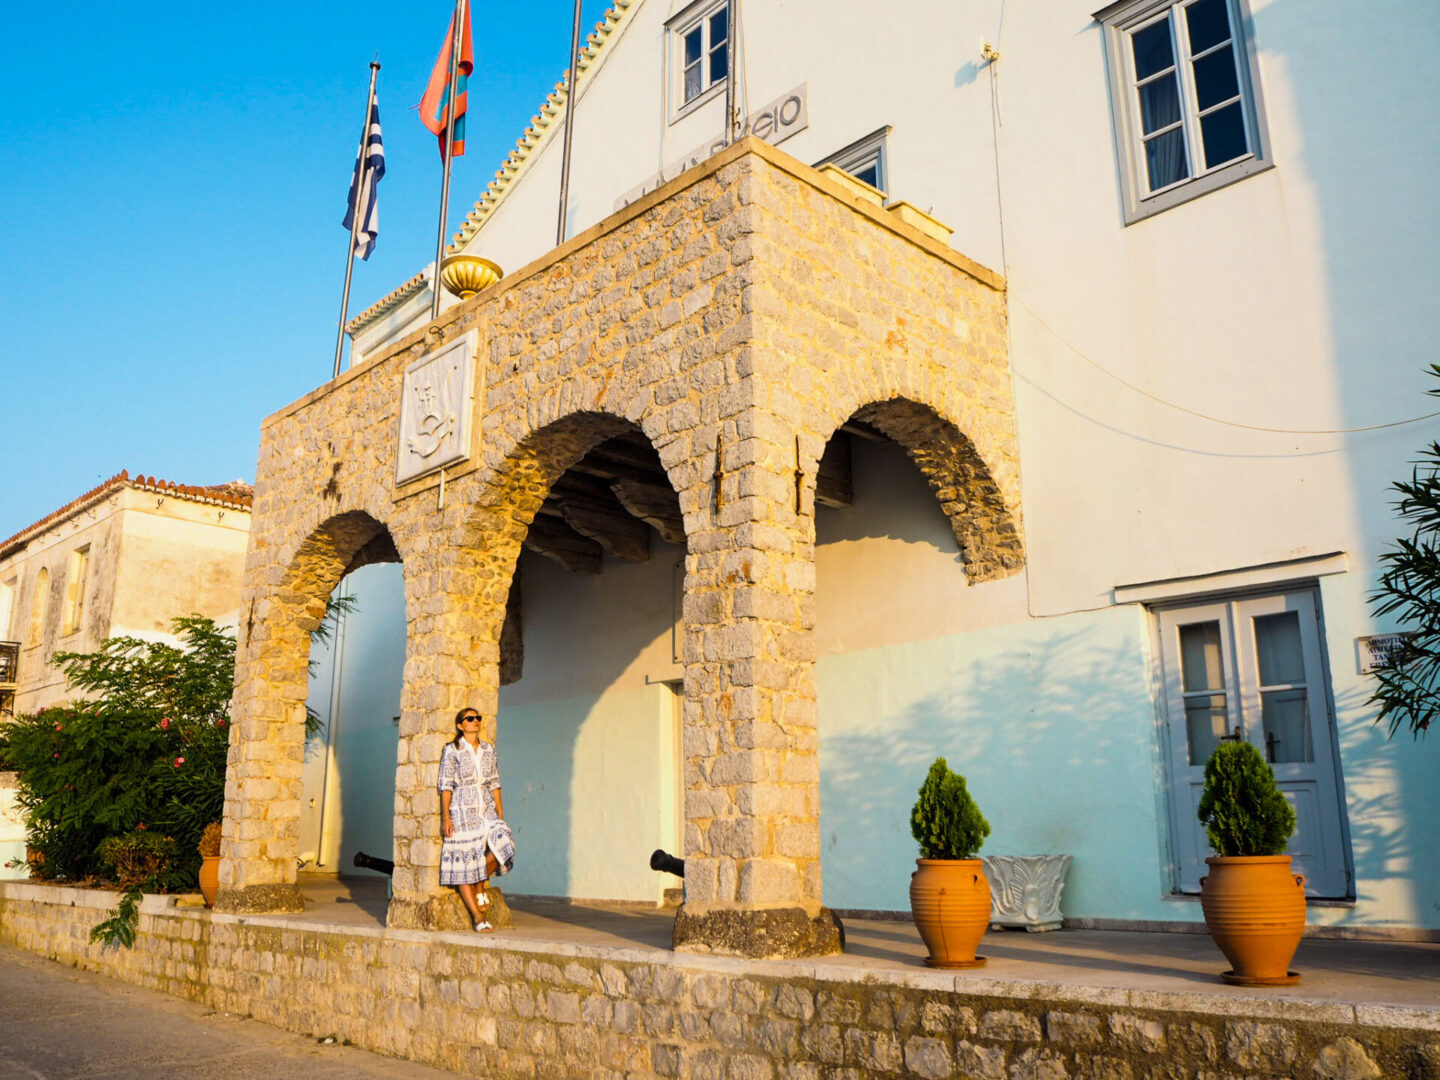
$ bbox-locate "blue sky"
[0,1,612,541]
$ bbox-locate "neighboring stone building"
[224,0,1438,954]
[0,471,253,716]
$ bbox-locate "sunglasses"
[460,715,482,723]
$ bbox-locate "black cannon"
[353,851,395,876]
[649,849,684,877]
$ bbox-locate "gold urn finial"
[438,254,503,300]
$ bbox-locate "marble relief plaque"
[396,331,476,485]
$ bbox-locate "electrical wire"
[1013,297,1440,435]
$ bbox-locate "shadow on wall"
[1258,0,1438,928]
[819,621,1164,919]
[1330,678,1412,920]
[497,544,684,904]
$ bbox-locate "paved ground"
[0,944,463,1080]
[295,875,1440,1010]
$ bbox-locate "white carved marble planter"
[981,854,1072,932]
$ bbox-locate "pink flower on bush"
[217,718,225,728]
[136,823,146,831]
[52,752,60,759]
[53,722,63,731]
[160,717,170,730]
[173,756,185,767]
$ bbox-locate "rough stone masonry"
[4,884,1437,1080]
[218,138,1024,956]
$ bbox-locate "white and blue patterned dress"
[438,739,515,886]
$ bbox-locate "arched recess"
[217,509,403,912]
[809,397,1025,914]
[451,409,690,905]
[299,523,406,882]
[820,398,1024,582]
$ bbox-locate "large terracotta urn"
[910,858,991,968]
[198,855,221,908]
[1200,855,1306,986]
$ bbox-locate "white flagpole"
[430,0,468,322]
[556,0,583,247]
[335,60,382,379]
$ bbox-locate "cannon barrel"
[649,849,684,877]
[353,851,395,876]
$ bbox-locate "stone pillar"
[673,418,841,958]
[214,585,315,915]
[386,508,519,931]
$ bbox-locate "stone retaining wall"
[3,884,1436,1080]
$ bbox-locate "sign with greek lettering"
[615,84,809,210]
[1357,632,1416,674]
[396,331,477,485]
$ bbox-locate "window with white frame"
[670,0,729,114]
[63,546,90,635]
[1097,0,1271,223]
[817,127,890,196]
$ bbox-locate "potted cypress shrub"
[909,758,992,968]
[1196,740,1305,985]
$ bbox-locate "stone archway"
[842,397,1023,582]
[217,510,400,913]
[387,410,693,928]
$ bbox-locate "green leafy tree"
[1196,741,1296,857]
[910,757,990,860]
[3,616,234,886]
[1370,364,1440,739]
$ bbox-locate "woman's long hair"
[452,708,482,748]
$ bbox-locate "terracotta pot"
[1200,855,1306,986]
[909,858,991,968]
[198,855,221,908]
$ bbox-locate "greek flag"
[343,86,385,260]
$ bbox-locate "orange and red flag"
[420,1,473,160]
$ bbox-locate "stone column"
[386,507,518,931]
[672,417,840,958]
[214,584,314,915]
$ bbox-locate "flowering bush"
[1,617,234,888]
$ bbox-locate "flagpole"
[431,0,468,322]
[556,0,583,247]
[723,0,737,142]
[335,60,382,379]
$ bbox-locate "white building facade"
[320,0,1438,934]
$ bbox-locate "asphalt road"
[0,944,464,1080]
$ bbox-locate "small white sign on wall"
[1357,632,1416,674]
[396,331,477,486]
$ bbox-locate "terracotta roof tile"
[0,471,253,558]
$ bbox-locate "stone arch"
[217,508,402,913]
[817,397,1024,582]
[454,409,686,717]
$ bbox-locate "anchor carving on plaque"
[396,331,477,485]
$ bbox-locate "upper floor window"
[63,546,90,635]
[817,127,890,196]
[1097,0,1272,223]
[670,0,729,116]
[27,567,49,648]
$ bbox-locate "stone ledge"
[213,883,304,914]
[3,890,1436,1080]
[673,903,844,958]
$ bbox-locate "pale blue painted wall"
[499,685,679,903]
[817,605,1173,920]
